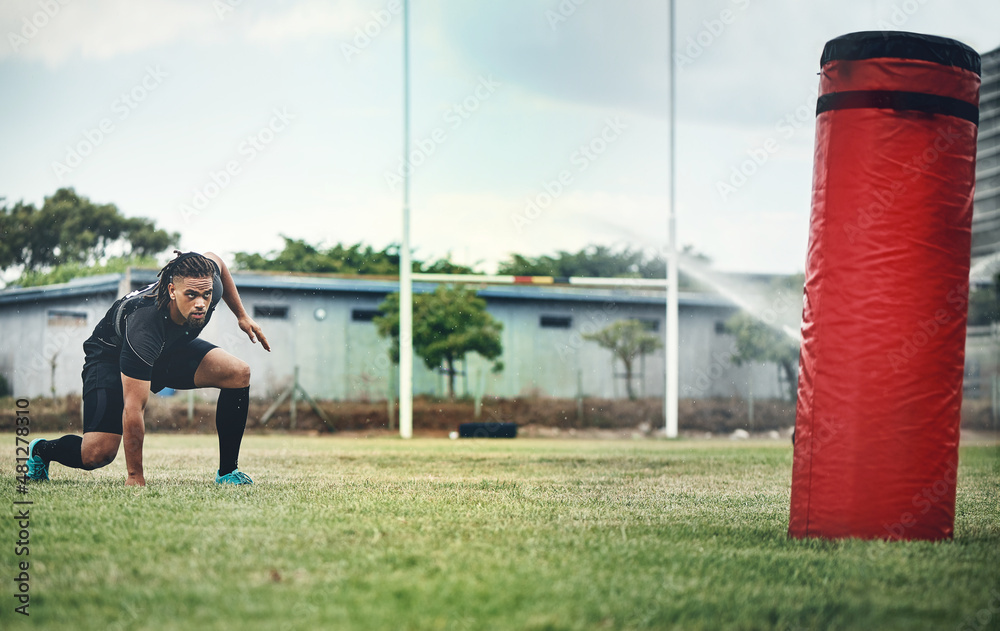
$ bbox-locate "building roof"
[0,273,121,306]
[1,268,738,309]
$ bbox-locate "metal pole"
[290,365,298,430]
[388,365,396,430]
[665,0,679,438]
[399,0,414,439]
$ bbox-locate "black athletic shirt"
[82,261,223,389]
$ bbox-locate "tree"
[234,238,396,274]
[723,312,799,401]
[968,274,999,326]
[0,188,178,276]
[374,285,503,398]
[419,254,479,275]
[14,254,161,288]
[583,319,663,400]
[497,243,710,289]
[233,237,479,276]
[498,245,652,278]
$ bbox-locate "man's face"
[169,275,213,329]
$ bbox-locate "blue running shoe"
[215,469,253,485]
[27,438,49,481]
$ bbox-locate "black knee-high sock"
[216,386,250,476]
[34,435,85,469]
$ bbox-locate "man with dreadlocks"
[25,251,270,486]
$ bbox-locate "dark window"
[47,310,87,326]
[715,321,727,334]
[540,315,572,329]
[254,305,289,319]
[351,309,382,322]
[638,318,660,332]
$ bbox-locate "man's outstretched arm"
[204,251,271,352]
[122,374,150,487]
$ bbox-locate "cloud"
[0,0,378,68]
[437,0,669,117]
[244,0,369,46]
[0,0,214,67]
[674,0,1000,125]
[408,190,671,272]
[435,0,1000,129]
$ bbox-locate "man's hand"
[204,252,271,352]
[122,374,150,487]
[238,315,271,352]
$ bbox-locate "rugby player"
[26,250,270,486]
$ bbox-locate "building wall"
[199,287,789,401]
[0,290,117,397]
[972,46,1000,262]
[964,325,999,402]
[484,297,667,399]
[0,275,791,402]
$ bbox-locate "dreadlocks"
[155,250,218,310]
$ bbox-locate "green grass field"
[3,435,998,631]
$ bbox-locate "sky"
[1,0,998,276]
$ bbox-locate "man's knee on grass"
[81,437,121,470]
[82,447,118,470]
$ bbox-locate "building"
[971,45,1000,269]
[966,45,1000,410]
[0,269,793,403]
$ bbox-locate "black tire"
[458,422,518,439]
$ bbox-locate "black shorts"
[82,338,217,434]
